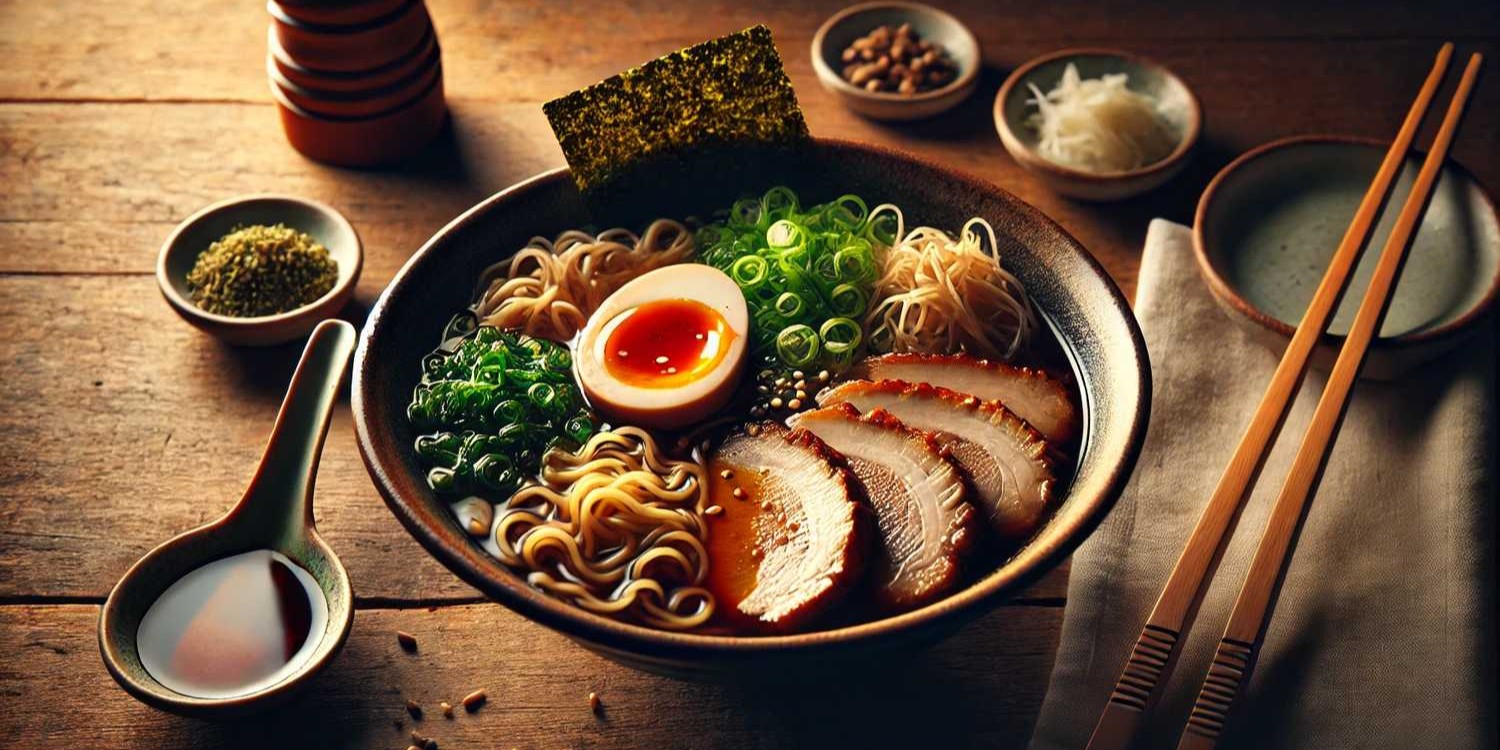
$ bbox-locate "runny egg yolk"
[600,298,735,389]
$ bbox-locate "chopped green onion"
[776,324,821,367]
[408,322,596,498]
[696,187,885,373]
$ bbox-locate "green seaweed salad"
[408,320,595,498]
[697,186,897,375]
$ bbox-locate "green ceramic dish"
[1195,135,1500,378]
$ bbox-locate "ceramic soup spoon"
[99,319,357,718]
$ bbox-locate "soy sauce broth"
[136,549,327,699]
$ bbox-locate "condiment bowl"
[271,72,447,166]
[100,319,358,717]
[995,48,1201,201]
[268,23,439,94]
[268,53,441,119]
[1196,135,1500,379]
[269,0,409,28]
[156,195,363,346]
[811,1,981,121]
[351,139,1151,678]
[269,0,431,72]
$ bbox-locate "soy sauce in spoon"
[136,549,328,699]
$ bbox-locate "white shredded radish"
[1025,63,1178,173]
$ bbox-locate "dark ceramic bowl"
[352,139,1151,677]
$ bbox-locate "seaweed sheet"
[544,25,809,214]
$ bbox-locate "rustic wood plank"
[0,601,1063,749]
[2,0,1494,103]
[2,38,1496,298]
[0,274,1071,604]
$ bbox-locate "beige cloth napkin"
[1029,220,1496,749]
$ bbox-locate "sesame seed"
[655,356,669,364]
[462,689,487,712]
[588,692,601,713]
[705,505,724,516]
[405,700,423,720]
[732,487,747,500]
[440,701,454,719]
[720,469,734,479]
[396,631,418,652]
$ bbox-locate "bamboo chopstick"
[1174,50,1484,750]
[1082,42,1456,750]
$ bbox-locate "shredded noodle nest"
[866,208,1038,360]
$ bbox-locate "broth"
[136,549,327,699]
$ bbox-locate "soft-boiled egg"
[575,264,749,429]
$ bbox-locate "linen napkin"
[1029,220,1496,749]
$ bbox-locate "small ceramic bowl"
[272,72,446,166]
[269,23,438,94]
[268,53,440,118]
[995,48,1201,201]
[157,195,363,347]
[1195,135,1500,379]
[811,1,980,121]
[269,0,409,28]
[270,0,431,72]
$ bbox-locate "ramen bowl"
[352,139,1150,677]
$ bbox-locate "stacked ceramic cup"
[267,0,447,166]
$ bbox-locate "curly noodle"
[492,427,714,630]
[474,220,695,342]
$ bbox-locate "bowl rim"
[155,193,364,327]
[1193,133,1500,350]
[352,138,1151,660]
[810,0,981,104]
[994,47,1203,184]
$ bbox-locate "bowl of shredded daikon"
[995,48,1200,201]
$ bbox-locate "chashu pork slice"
[710,423,868,629]
[819,379,1057,541]
[789,404,978,609]
[848,353,1079,443]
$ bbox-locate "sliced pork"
[819,379,1057,541]
[848,353,1079,443]
[789,404,977,609]
[708,423,868,629]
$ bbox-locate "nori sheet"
[543,25,809,210]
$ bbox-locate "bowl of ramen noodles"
[352,138,1151,676]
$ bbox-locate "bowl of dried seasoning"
[156,195,363,346]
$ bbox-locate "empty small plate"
[1195,135,1500,378]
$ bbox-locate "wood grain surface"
[0,1,1495,748]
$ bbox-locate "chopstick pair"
[1085,43,1485,750]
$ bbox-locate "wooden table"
[1,1,1494,747]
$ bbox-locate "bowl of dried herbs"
[156,194,363,346]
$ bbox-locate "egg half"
[575,264,749,429]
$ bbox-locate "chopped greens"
[407,323,595,498]
[697,187,893,373]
